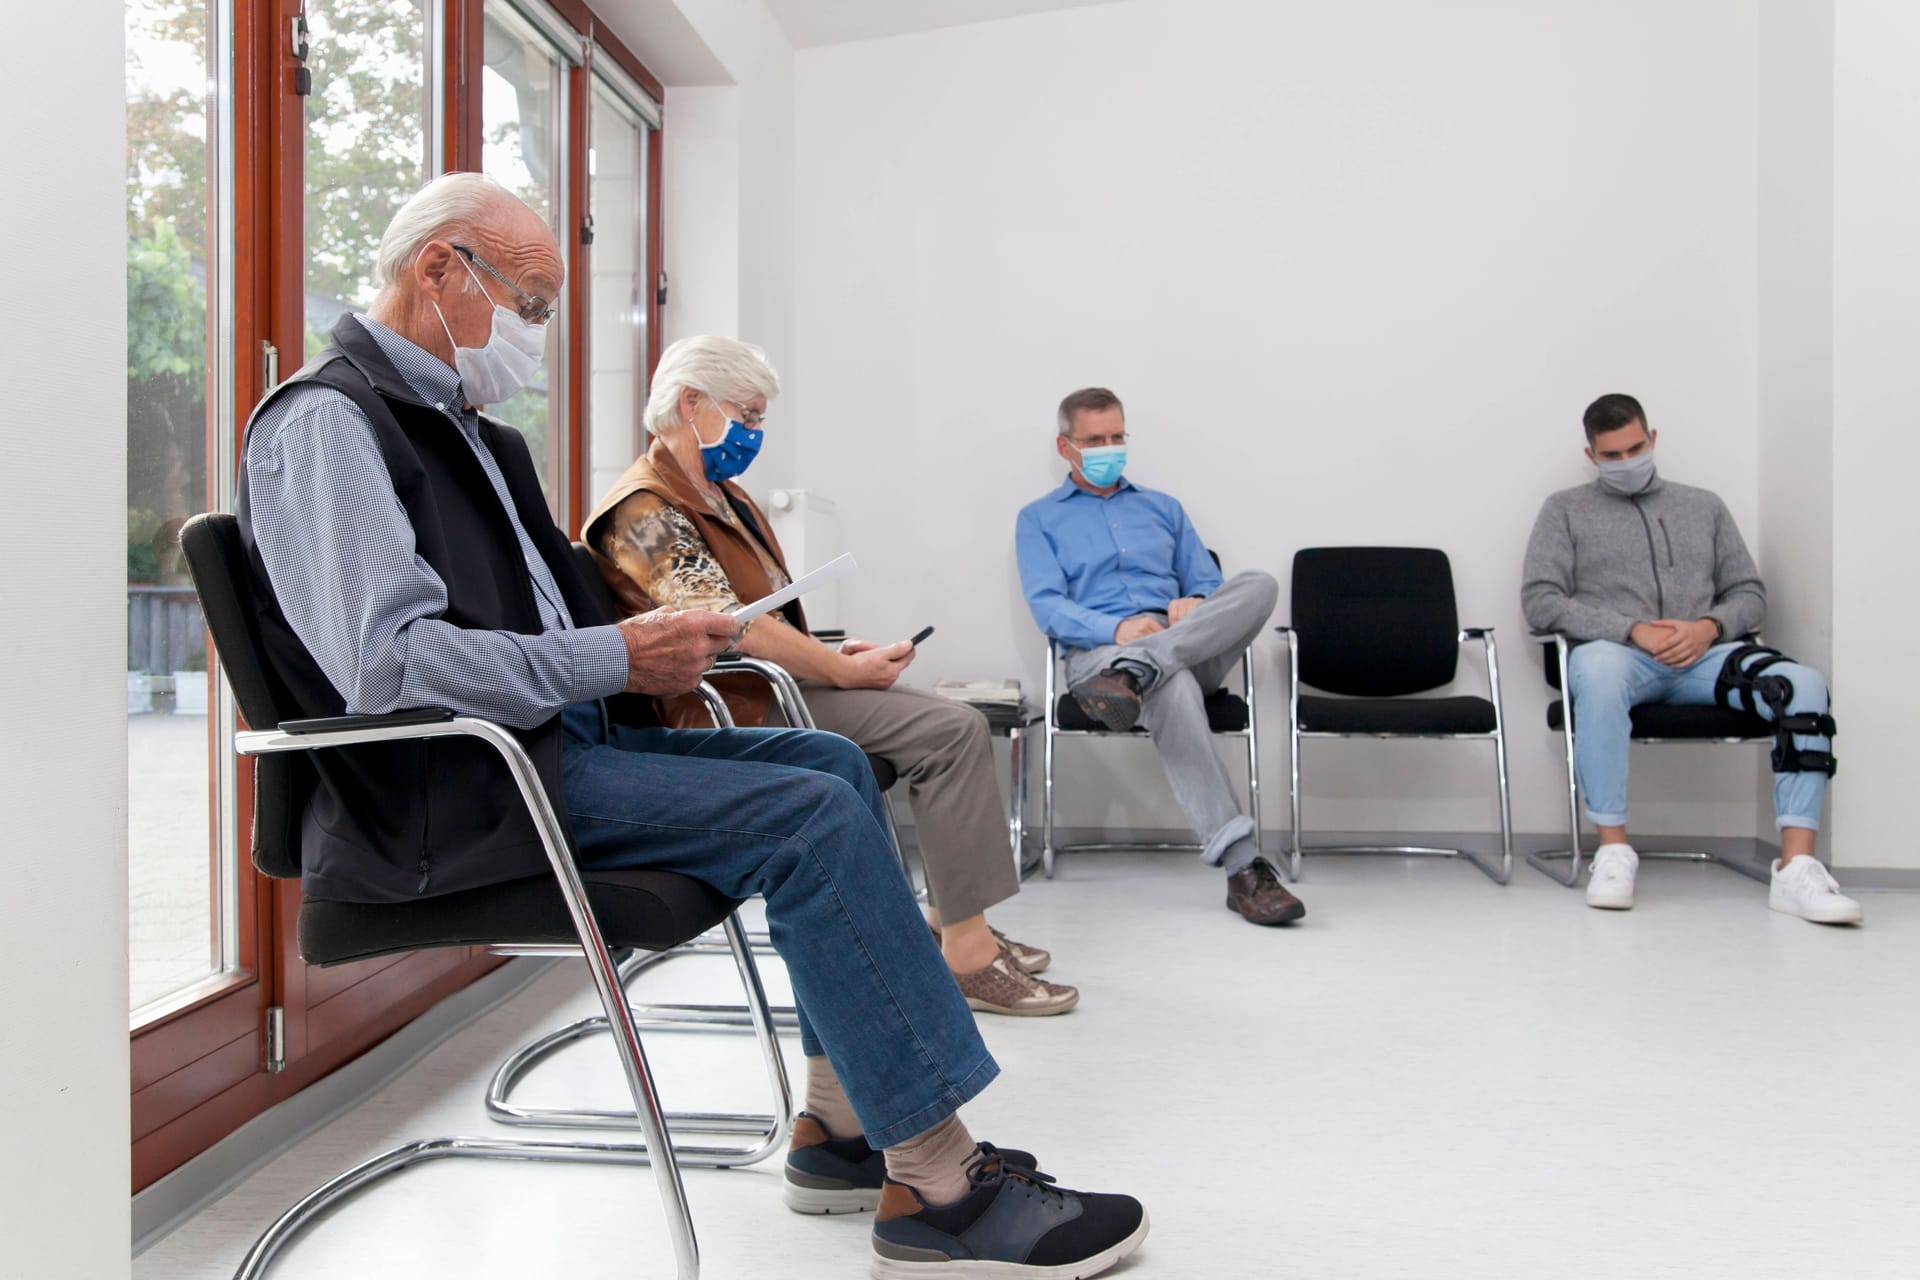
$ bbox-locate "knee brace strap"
[1715,644,1838,777]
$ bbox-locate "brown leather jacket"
[582,439,806,728]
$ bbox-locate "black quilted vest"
[235,314,611,903]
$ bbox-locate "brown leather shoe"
[1226,858,1305,926]
[1068,668,1142,731]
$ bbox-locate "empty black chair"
[181,513,790,1280]
[1279,547,1513,883]
[1527,632,1777,887]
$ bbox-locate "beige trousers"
[797,682,1019,923]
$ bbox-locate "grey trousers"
[1064,570,1279,867]
[797,682,1020,923]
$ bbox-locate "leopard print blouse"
[600,488,790,618]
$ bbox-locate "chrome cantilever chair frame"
[228,698,791,1280]
[1525,632,1775,888]
[1039,637,1260,880]
[1280,626,1514,885]
[488,653,920,1129]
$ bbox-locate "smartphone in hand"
[908,625,935,647]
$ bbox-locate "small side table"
[979,701,1044,881]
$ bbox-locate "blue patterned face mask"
[1076,444,1127,487]
[697,411,764,483]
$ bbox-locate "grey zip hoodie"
[1521,474,1766,644]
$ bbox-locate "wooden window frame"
[131,0,668,1193]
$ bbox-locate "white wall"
[793,0,1766,839]
[0,3,133,1274]
[1756,0,1836,853]
[657,0,803,483]
[1831,0,1920,870]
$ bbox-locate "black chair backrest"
[1291,547,1459,697]
[179,512,307,879]
[571,542,622,622]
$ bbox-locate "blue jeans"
[558,701,998,1148]
[1566,641,1830,832]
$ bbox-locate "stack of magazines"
[931,679,1022,707]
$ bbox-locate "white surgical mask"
[1596,450,1656,496]
[431,255,548,404]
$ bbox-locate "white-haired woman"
[583,336,1076,1019]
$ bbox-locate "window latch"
[656,270,669,306]
[290,15,312,96]
[581,213,594,246]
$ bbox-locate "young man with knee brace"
[1521,393,1860,923]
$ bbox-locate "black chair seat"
[1054,689,1249,733]
[1546,701,1772,739]
[299,867,739,967]
[866,753,898,791]
[1299,694,1496,735]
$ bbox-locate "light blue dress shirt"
[1015,477,1224,650]
[242,314,629,730]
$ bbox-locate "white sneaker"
[1769,856,1864,925]
[1586,843,1638,910]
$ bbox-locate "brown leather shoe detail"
[876,1182,924,1222]
[1068,669,1142,731]
[954,945,1080,1016]
[1226,859,1305,926]
[790,1113,830,1151]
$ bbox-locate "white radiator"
[764,488,843,631]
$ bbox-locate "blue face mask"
[1076,444,1127,488]
[699,413,764,483]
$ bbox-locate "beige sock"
[881,1113,977,1207]
[804,1054,863,1140]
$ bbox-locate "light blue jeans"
[1566,640,1830,831]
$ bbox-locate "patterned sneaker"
[784,1118,1040,1216]
[992,929,1051,976]
[931,922,1052,975]
[1769,855,1864,925]
[871,1151,1148,1278]
[954,944,1079,1016]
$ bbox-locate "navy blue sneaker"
[785,1116,1043,1216]
[870,1152,1148,1277]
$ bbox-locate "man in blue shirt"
[1016,388,1302,926]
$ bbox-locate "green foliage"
[177,647,208,672]
[127,221,206,383]
[303,0,431,312]
[128,541,163,583]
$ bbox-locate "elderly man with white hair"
[236,174,1147,1278]
[584,335,1077,1021]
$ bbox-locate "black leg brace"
[1713,644,1838,776]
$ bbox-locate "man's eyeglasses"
[451,244,556,325]
[1070,432,1128,448]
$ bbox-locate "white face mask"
[431,255,548,404]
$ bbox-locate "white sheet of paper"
[730,552,858,625]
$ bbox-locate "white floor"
[136,852,1919,1280]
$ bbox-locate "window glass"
[482,2,570,506]
[125,0,226,1015]
[303,0,433,357]
[588,78,649,501]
